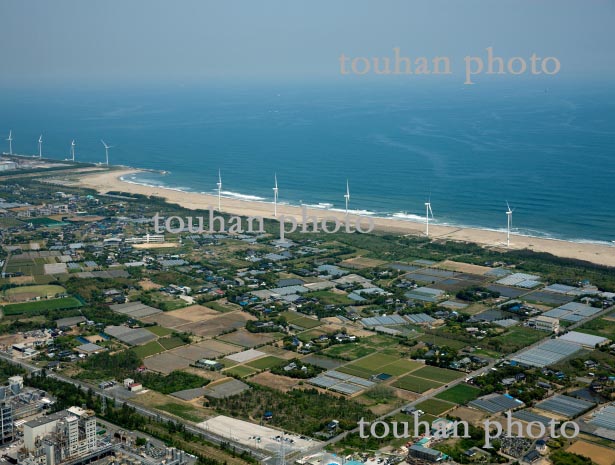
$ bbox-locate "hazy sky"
[1,0,614,85]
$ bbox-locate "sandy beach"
[73,169,615,268]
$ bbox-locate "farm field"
[159,336,187,350]
[435,384,481,404]
[415,398,456,416]
[132,341,165,359]
[338,354,423,379]
[245,356,285,371]
[146,326,174,337]
[281,311,322,329]
[223,365,256,378]
[412,366,462,383]
[393,375,443,393]
[1,296,82,315]
[3,284,66,302]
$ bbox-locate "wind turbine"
[6,130,12,155]
[272,173,279,217]
[425,197,434,236]
[70,140,76,161]
[344,179,350,215]
[506,201,514,247]
[101,140,112,165]
[216,169,222,211]
[38,135,43,158]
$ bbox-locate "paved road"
[3,303,612,461]
[310,303,615,452]
[0,353,271,463]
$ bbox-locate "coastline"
[74,169,615,268]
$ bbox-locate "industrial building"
[23,406,98,464]
[408,444,448,462]
[528,315,560,333]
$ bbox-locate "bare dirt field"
[141,312,191,328]
[567,441,615,465]
[339,257,387,269]
[218,328,277,347]
[195,339,241,355]
[143,351,191,374]
[250,372,299,392]
[139,279,161,291]
[172,312,255,338]
[437,260,493,275]
[448,406,486,426]
[165,305,221,322]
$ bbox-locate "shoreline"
[73,169,615,268]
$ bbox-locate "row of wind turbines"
[4,130,113,165]
[222,171,517,248]
[6,129,517,248]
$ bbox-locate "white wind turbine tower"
[344,179,350,215]
[506,201,514,248]
[70,140,76,161]
[272,173,279,217]
[6,130,12,155]
[101,140,112,165]
[425,197,434,236]
[38,135,43,158]
[216,169,222,211]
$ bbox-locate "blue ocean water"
[1,79,614,243]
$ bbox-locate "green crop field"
[393,375,443,393]
[417,334,468,350]
[246,356,285,370]
[380,359,424,376]
[412,366,461,383]
[132,341,165,359]
[322,343,373,361]
[159,336,187,350]
[339,354,423,378]
[2,296,82,316]
[435,384,481,404]
[281,311,322,329]
[146,326,174,337]
[223,365,256,378]
[415,398,456,416]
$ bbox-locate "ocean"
[1,79,614,244]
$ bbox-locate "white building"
[529,315,559,333]
[23,406,97,464]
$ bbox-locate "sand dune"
[74,169,615,268]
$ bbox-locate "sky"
[0,0,614,85]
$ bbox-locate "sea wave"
[118,175,612,246]
[219,190,265,201]
[391,212,428,223]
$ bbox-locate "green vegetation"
[157,403,206,422]
[414,398,456,415]
[132,341,165,359]
[159,336,188,350]
[137,371,208,394]
[393,375,443,393]
[245,356,285,370]
[146,326,174,337]
[435,384,481,404]
[207,384,375,435]
[304,290,354,306]
[224,365,257,378]
[2,296,82,315]
[412,366,461,383]
[3,284,66,299]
